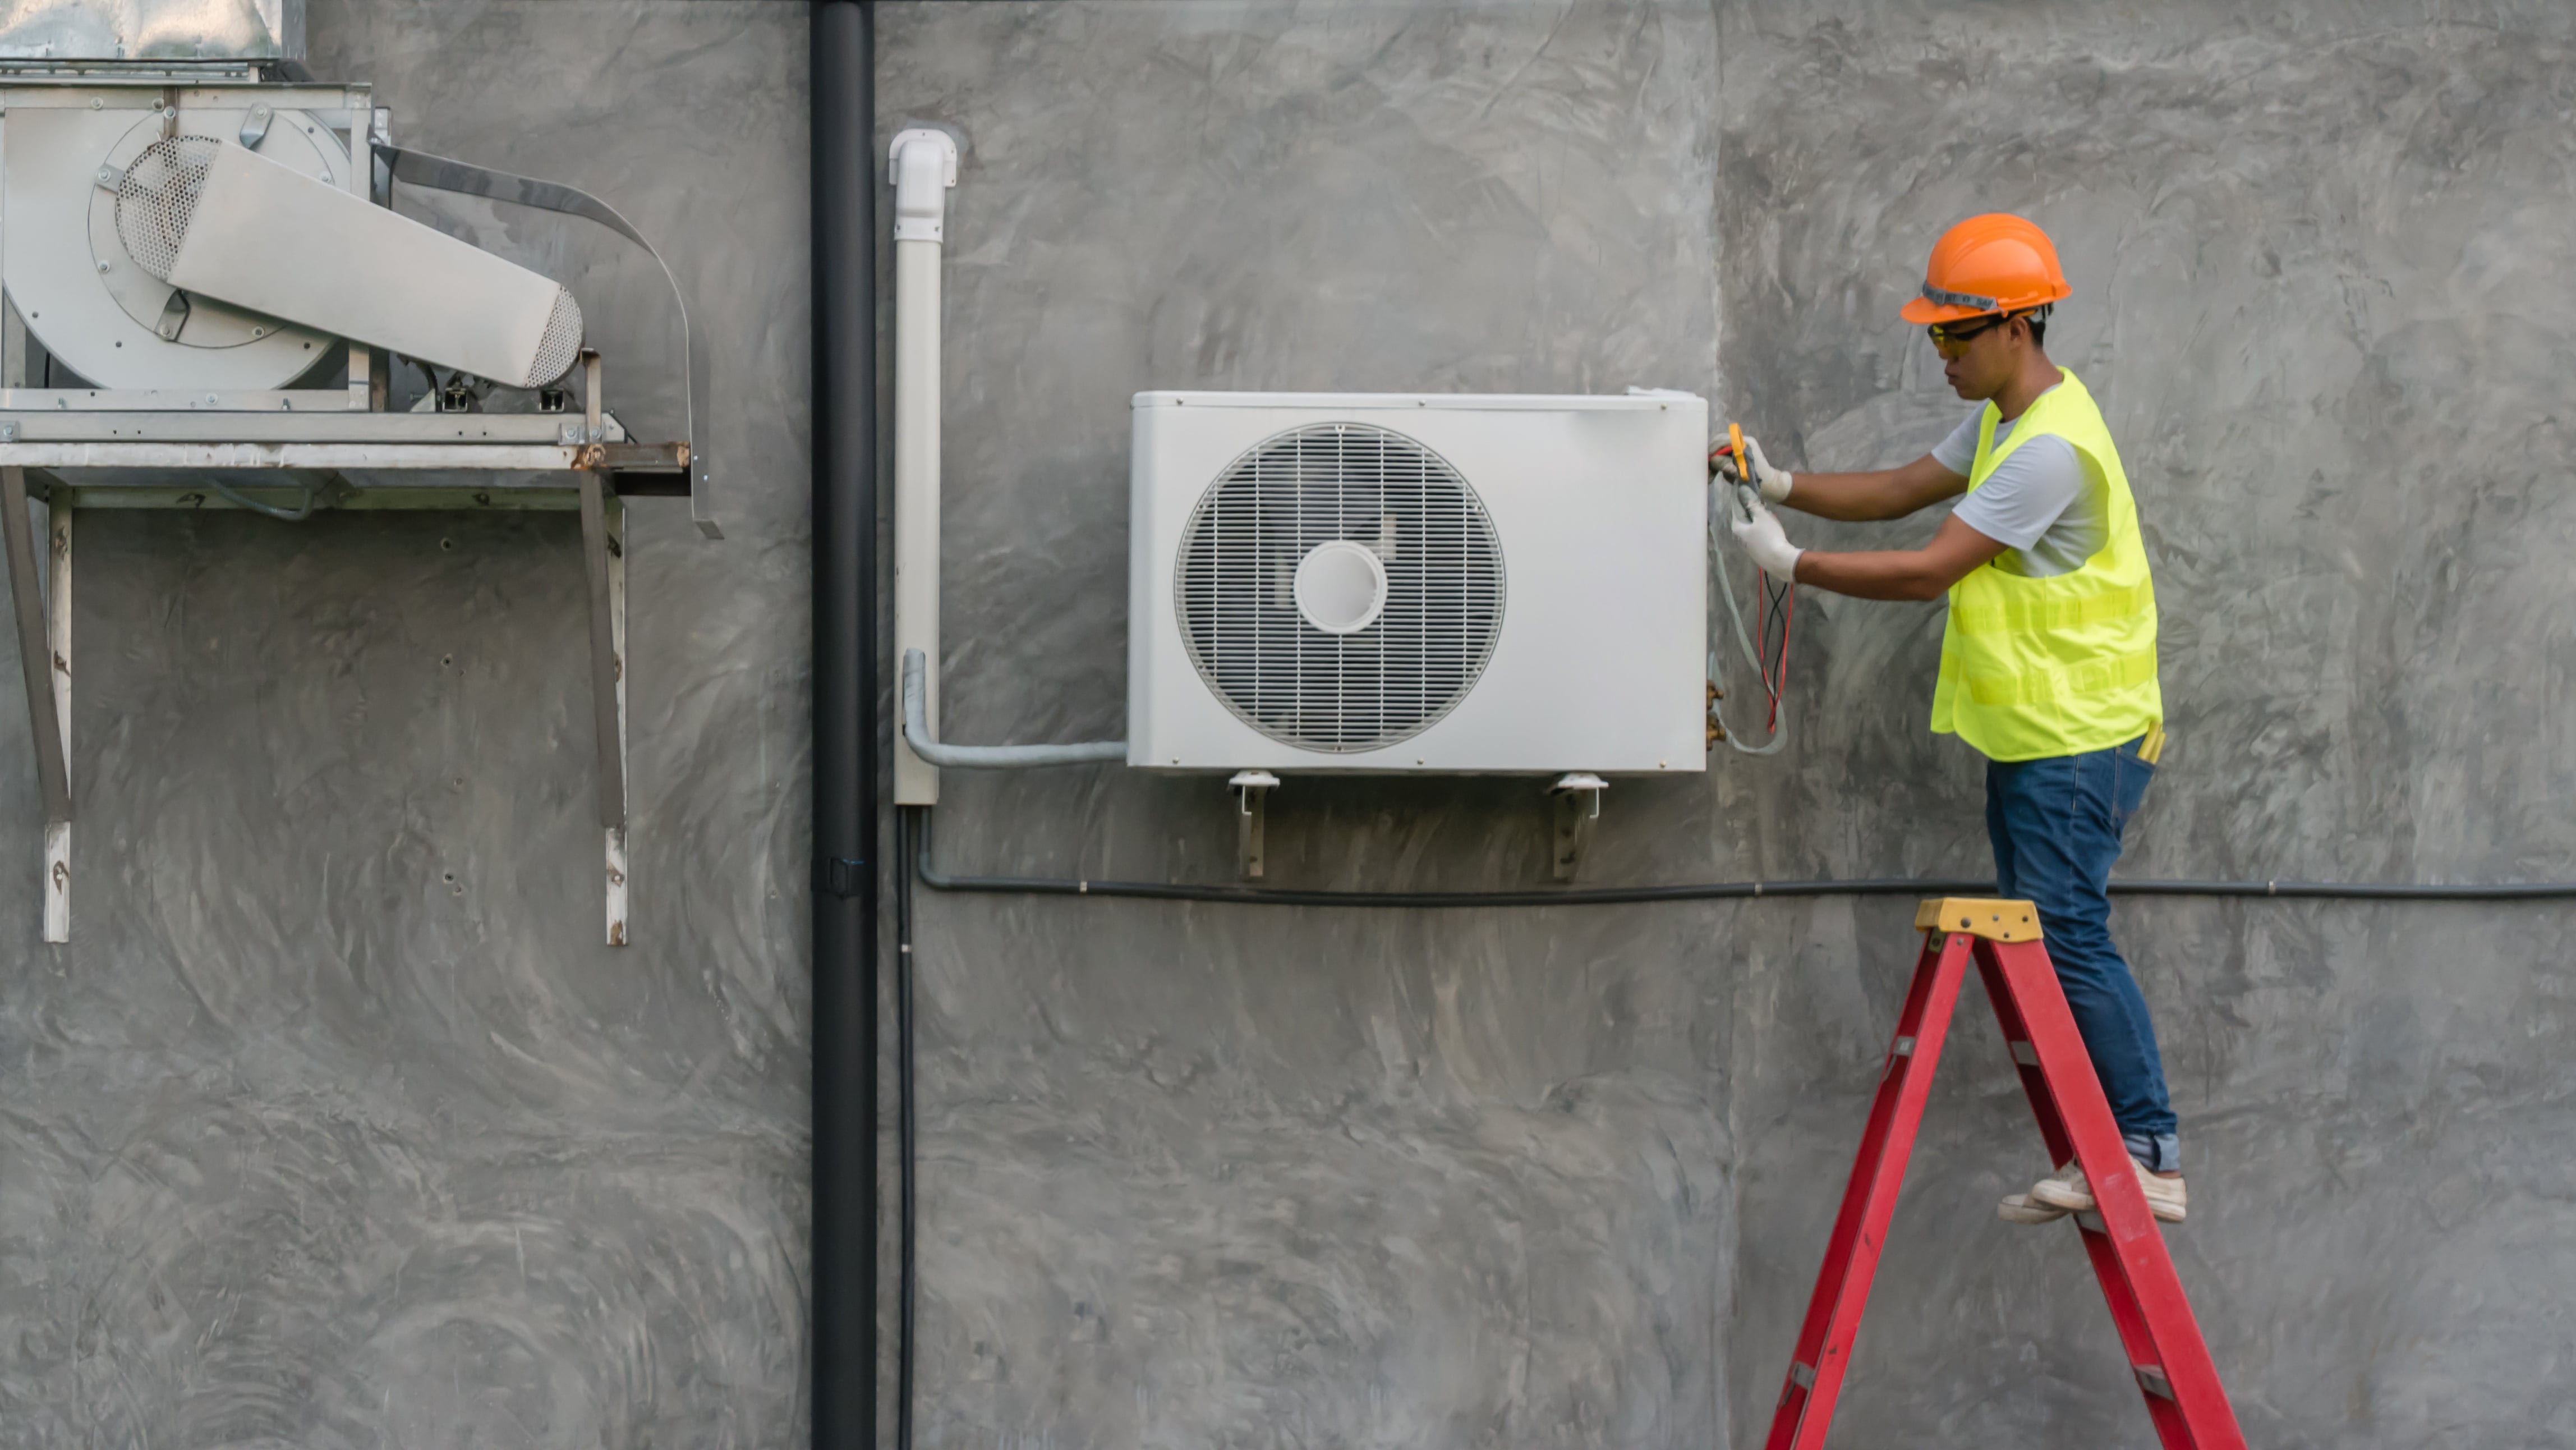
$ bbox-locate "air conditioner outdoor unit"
[1128,391,1709,776]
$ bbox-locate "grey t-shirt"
[1934,389,2106,579]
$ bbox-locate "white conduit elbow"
[901,650,1125,768]
[891,130,955,242]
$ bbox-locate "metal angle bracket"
[0,466,72,941]
[1549,772,1608,881]
[1230,770,1278,880]
[576,352,631,946]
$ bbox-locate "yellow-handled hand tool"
[1712,421,1758,524]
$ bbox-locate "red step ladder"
[1762,898,2247,1450]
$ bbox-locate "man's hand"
[1729,495,1805,577]
[1715,434,1794,504]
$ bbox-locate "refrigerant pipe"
[900,649,1125,767]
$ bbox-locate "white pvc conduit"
[890,129,957,805]
[887,130,1124,787]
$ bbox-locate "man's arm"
[1793,514,2009,600]
[1782,453,1968,522]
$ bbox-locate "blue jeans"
[1984,734,2179,1172]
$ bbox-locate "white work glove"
[1715,434,1793,504]
[1730,494,1805,577]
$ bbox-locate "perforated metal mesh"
[526,287,584,387]
[114,136,221,281]
[1177,422,1505,753]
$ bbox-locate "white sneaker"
[2027,1159,2187,1223]
[1997,1190,2070,1224]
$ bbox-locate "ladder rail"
[1982,938,2247,1447]
[1975,946,2200,1446]
[1763,931,1976,1450]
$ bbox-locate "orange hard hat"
[1898,214,2071,324]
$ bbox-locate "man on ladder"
[1720,213,2183,1224]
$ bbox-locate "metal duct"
[0,0,302,62]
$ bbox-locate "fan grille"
[114,136,220,281]
[526,287,585,387]
[1177,421,1505,753]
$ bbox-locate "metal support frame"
[1550,772,1607,880]
[1,465,69,940]
[0,76,693,944]
[1230,770,1278,879]
[576,352,629,946]
[0,408,677,483]
[41,498,68,940]
[0,361,670,943]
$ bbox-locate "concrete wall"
[4,1,2574,1447]
[0,4,813,1446]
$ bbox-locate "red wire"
[1724,437,1796,739]
[1750,563,1795,734]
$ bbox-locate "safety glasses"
[1926,314,2008,356]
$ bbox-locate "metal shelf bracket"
[1,466,71,941]
[1230,770,1279,879]
[1550,772,1608,880]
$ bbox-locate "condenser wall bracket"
[0,71,707,947]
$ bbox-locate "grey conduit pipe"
[900,649,1126,768]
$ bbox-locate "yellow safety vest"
[1929,368,2162,761]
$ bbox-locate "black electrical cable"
[2099,878,2576,900]
[910,813,2576,905]
[895,806,920,1450]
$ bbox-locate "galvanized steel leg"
[606,494,628,946]
[1,467,70,939]
[579,469,628,945]
[43,501,70,943]
[577,351,628,946]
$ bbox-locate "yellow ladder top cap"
[1913,897,2044,942]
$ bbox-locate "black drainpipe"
[811,3,876,1448]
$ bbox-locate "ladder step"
[2134,1364,2174,1401]
[1790,1361,1816,1389]
[2009,1039,2039,1066]
[1891,1035,1916,1057]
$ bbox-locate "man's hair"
[2017,302,2054,350]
